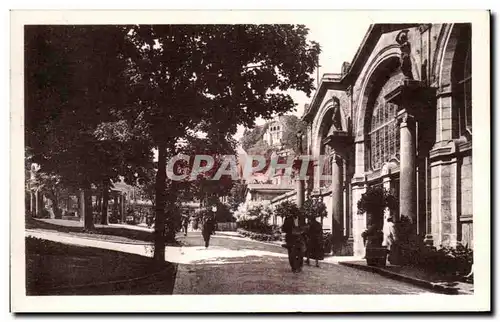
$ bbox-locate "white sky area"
[153,21,371,161]
[233,21,372,141]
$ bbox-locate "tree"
[25,26,152,230]
[118,24,319,261]
[227,181,247,212]
[241,125,269,152]
[302,197,328,219]
[174,133,238,208]
[274,200,302,219]
[279,115,308,154]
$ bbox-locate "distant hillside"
[240,115,307,155]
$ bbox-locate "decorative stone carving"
[396,110,416,129]
[341,61,351,77]
[326,100,342,136]
[395,29,414,80]
[346,85,353,97]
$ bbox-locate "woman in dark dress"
[305,216,324,267]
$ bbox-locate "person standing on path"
[305,216,324,268]
[382,206,396,263]
[202,214,216,248]
[282,213,307,273]
[181,213,190,236]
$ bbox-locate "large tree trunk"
[153,144,167,262]
[83,184,95,231]
[101,182,109,225]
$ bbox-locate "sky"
[233,21,372,141]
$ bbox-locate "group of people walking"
[282,213,324,273]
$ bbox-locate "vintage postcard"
[10,9,491,313]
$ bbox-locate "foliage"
[237,205,274,234]
[357,186,398,228]
[175,135,237,206]
[398,243,473,277]
[241,125,268,152]
[25,26,153,230]
[227,181,247,212]
[109,210,120,224]
[136,167,157,206]
[274,200,302,219]
[361,225,384,245]
[302,197,327,219]
[237,228,282,242]
[279,115,308,154]
[323,231,333,254]
[240,115,307,154]
[214,203,235,223]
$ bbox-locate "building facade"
[301,23,472,257]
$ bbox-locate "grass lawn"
[26,217,182,246]
[26,237,177,295]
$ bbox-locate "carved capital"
[396,110,416,129]
[331,152,344,165]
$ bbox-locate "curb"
[212,232,284,247]
[26,229,155,246]
[338,261,462,295]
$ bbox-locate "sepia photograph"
[10,9,491,313]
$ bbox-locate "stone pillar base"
[332,238,354,256]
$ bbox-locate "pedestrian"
[382,206,396,262]
[202,214,216,248]
[305,216,324,267]
[181,213,190,236]
[282,212,307,273]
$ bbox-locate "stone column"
[121,194,126,223]
[351,177,367,257]
[79,190,85,223]
[35,191,40,217]
[397,110,417,224]
[30,191,35,216]
[331,153,344,245]
[113,193,118,217]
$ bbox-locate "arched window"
[452,24,472,138]
[461,36,472,134]
[321,144,333,189]
[368,72,403,171]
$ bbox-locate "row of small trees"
[236,198,328,235]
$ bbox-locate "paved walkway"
[25,229,431,294]
[174,232,431,294]
[25,229,288,265]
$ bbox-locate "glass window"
[321,145,333,189]
[369,100,400,170]
[462,41,472,134]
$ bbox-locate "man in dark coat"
[282,213,307,273]
[202,215,216,248]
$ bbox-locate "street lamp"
[295,130,305,224]
[296,130,304,154]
